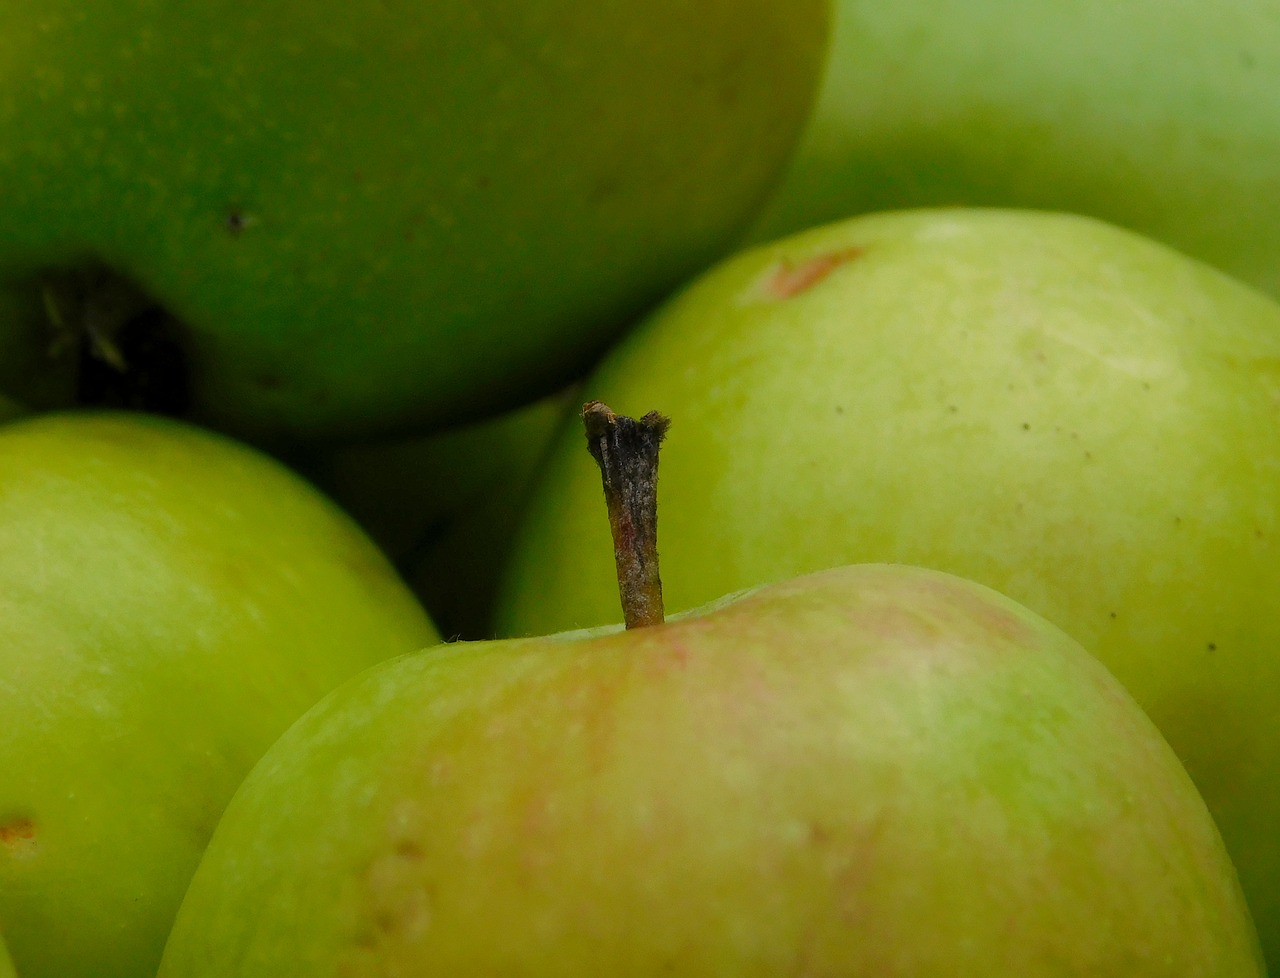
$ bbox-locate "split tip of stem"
[582,400,670,630]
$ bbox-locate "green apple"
[0,935,13,978]
[0,412,439,978]
[0,393,25,426]
[297,389,575,639]
[158,562,1262,975]
[747,0,1280,300]
[0,0,828,440]
[496,208,1280,965]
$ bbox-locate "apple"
[746,0,1280,300]
[0,935,13,978]
[155,560,1263,969]
[496,208,1280,966]
[298,390,575,638]
[0,393,24,426]
[0,0,828,440]
[0,412,439,978]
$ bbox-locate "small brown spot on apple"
[0,816,38,858]
[760,246,864,299]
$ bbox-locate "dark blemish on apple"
[1174,516,1183,527]
[1256,528,1265,539]
[394,839,424,860]
[224,209,249,236]
[0,815,37,857]
[834,405,844,414]
[1110,611,1118,619]
[1021,422,1030,430]
[947,404,958,413]
[1208,642,1218,652]
[762,246,864,299]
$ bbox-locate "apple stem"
[582,400,671,629]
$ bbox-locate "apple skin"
[0,412,439,978]
[747,0,1280,300]
[157,564,1262,975]
[496,208,1280,966]
[0,0,828,440]
[299,390,577,639]
[0,935,13,978]
[296,389,573,642]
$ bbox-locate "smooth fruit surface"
[748,0,1280,300]
[0,412,439,978]
[300,390,574,638]
[0,0,828,438]
[159,565,1262,976]
[498,208,1280,963]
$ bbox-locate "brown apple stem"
[582,400,671,629]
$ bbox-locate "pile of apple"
[1,1,1278,976]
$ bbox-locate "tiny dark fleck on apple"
[1255,528,1264,539]
[1142,382,1151,391]
[224,209,249,236]
[834,404,844,414]
[1021,422,1030,430]
[1208,642,1218,652]
[1174,516,1183,527]
[1110,611,1118,619]
[947,404,958,413]
[761,246,864,299]
[1084,450,1093,460]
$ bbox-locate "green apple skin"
[0,0,828,441]
[298,389,577,640]
[158,564,1262,976]
[0,413,439,978]
[0,935,14,978]
[747,0,1280,300]
[496,209,1280,966]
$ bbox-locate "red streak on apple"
[763,246,864,299]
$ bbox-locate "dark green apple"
[0,412,438,978]
[0,0,828,439]
[748,0,1280,299]
[497,208,1280,966]
[300,390,575,639]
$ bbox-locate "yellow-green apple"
[299,391,575,637]
[497,208,1280,965]
[157,558,1263,974]
[0,0,828,440]
[748,0,1280,300]
[0,934,13,978]
[0,412,438,978]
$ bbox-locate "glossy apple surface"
[497,208,1280,964]
[159,564,1261,976]
[748,0,1280,300]
[0,412,439,978]
[0,0,827,439]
